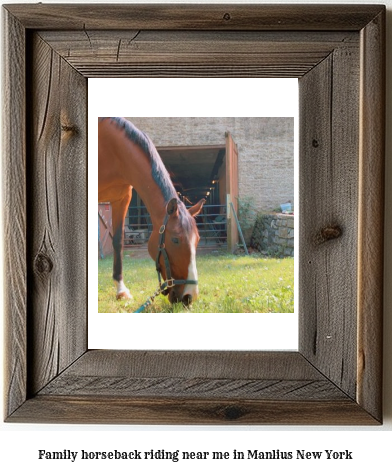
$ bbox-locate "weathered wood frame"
[3,4,385,424]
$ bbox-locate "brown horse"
[98,117,204,306]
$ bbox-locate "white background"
[1,0,391,473]
[89,78,299,351]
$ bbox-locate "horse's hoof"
[116,290,133,300]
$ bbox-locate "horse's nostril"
[182,294,193,306]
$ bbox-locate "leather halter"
[155,212,198,294]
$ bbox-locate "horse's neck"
[107,123,175,227]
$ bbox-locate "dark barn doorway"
[124,133,239,252]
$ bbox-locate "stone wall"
[127,117,294,213]
[251,213,294,257]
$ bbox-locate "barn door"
[225,132,239,253]
[98,203,113,257]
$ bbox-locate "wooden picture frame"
[3,4,385,424]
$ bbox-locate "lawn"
[98,250,294,313]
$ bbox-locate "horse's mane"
[104,117,193,232]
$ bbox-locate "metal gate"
[124,204,152,246]
[197,204,227,247]
[124,202,227,248]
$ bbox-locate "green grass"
[98,251,294,313]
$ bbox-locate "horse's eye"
[171,237,180,244]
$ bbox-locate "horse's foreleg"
[111,189,132,299]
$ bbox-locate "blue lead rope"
[133,277,198,313]
[134,302,151,313]
[133,286,162,313]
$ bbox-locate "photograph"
[98,116,295,314]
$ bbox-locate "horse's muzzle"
[168,288,194,306]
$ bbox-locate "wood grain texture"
[2,9,27,419]
[37,351,346,400]
[9,396,378,425]
[8,351,378,424]
[4,4,384,31]
[45,350,330,379]
[357,9,385,422]
[39,377,346,400]
[38,30,358,78]
[27,33,87,395]
[299,42,360,399]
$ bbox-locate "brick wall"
[126,117,294,212]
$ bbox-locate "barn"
[98,117,294,256]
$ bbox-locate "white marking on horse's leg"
[183,245,199,301]
[115,279,132,300]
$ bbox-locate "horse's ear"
[167,197,179,217]
[188,198,205,217]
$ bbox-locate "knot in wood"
[223,12,231,21]
[314,225,342,245]
[61,124,78,134]
[312,139,319,148]
[223,405,244,420]
[34,252,53,275]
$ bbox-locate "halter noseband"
[155,212,198,293]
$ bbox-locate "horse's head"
[148,197,205,306]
